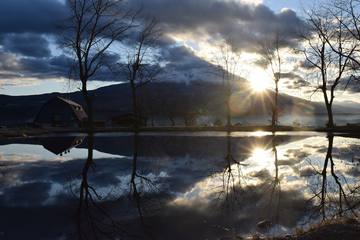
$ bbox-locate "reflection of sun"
[252,148,269,161]
[251,131,270,137]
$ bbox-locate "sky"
[0,0,359,104]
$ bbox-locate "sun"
[247,70,271,93]
[250,80,267,92]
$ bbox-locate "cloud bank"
[0,0,306,87]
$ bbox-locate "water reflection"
[41,136,84,156]
[76,133,125,239]
[129,132,158,239]
[0,132,360,239]
[308,134,359,223]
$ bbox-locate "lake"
[0,132,360,239]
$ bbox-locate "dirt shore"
[269,218,360,240]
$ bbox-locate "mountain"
[0,81,359,126]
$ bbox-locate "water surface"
[0,132,360,239]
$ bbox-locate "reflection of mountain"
[1,81,359,125]
[95,134,306,157]
[0,134,308,159]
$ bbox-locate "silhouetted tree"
[124,18,161,129]
[259,33,283,128]
[214,42,240,130]
[321,0,360,72]
[301,4,356,128]
[64,0,133,129]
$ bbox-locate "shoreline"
[1,125,360,139]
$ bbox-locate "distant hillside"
[0,81,359,126]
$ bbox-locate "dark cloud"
[157,45,219,82]
[337,77,360,93]
[0,72,23,80]
[0,0,67,34]
[19,54,72,79]
[129,0,305,52]
[0,49,120,81]
[0,33,51,57]
[282,72,311,89]
[0,51,72,79]
[298,60,317,70]
[0,51,20,71]
[253,58,269,68]
[0,0,307,84]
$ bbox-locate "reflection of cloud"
[283,149,309,161]
[170,181,309,237]
[0,182,51,206]
[299,166,317,177]
[0,152,42,161]
[2,134,360,238]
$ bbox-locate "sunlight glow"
[250,80,267,92]
[247,70,272,93]
[251,131,271,137]
[252,148,270,162]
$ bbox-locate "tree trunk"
[130,131,139,197]
[226,83,232,131]
[130,79,139,130]
[320,134,334,219]
[322,89,334,129]
[77,132,94,238]
[326,103,334,128]
[272,81,279,129]
[82,81,93,132]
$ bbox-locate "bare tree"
[323,0,360,67]
[123,18,161,129]
[259,33,283,129]
[214,42,240,130]
[300,4,356,128]
[64,0,133,129]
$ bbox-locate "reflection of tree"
[220,132,244,203]
[310,135,358,221]
[130,132,147,222]
[266,134,281,228]
[256,134,282,232]
[76,133,123,240]
[129,131,157,239]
